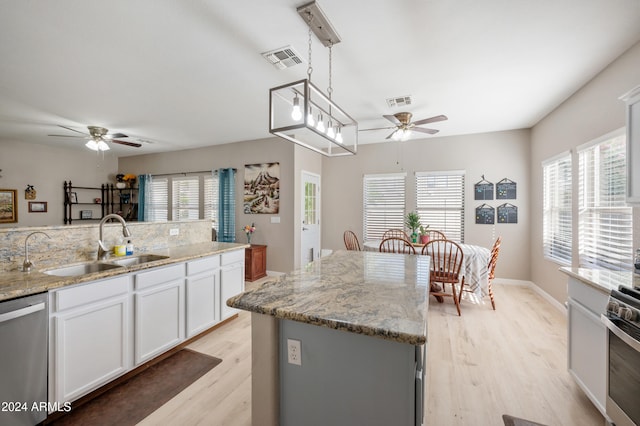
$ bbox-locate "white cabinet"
[220,249,245,320]
[49,275,132,405]
[622,85,640,204]
[186,255,221,337]
[567,277,608,417]
[134,263,185,365]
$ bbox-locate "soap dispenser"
[126,240,134,256]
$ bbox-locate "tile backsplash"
[0,220,214,272]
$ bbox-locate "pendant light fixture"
[269,1,357,156]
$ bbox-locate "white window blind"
[172,176,200,220]
[415,171,465,242]
[578,132,632,270]
[204,172,219,230]
[542,153,572,265]
[363,173,406,241]
[147,177,168,222]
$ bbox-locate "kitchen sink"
[44,262,124,277]
[107,254,170,267]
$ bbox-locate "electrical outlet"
[170,228,179,236]
[287,338,302,366]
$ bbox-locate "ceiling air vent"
[386,96,412,108]
[261,46,303,70]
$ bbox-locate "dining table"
[363,239,491,302]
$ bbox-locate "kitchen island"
[227,250,430,426]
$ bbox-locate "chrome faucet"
[97,214,132,260]
[23,231,51,272]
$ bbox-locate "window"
[145,172,217,223]
[542,153,572,265]
[363,173,406,241]
[578,131,632,270]
[147,177,168,221]
[415,171,465,242]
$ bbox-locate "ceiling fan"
[49,125,142,151]
[360,112,448,141]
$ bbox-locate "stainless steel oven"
[602,286,640,426]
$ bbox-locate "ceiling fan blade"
[359,126,395,132]
[107,132,128,139]
[412,114,448,126]
[412,127,439,135]
[57,125,89,135]
[112,139,142,148]
[383,114,401,125]
[385,131,397,140]
[48,134,85,138]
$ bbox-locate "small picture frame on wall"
[28,201,48,213]
[68,192,78,204]
[0,189,18,223]
[80,210,92,219]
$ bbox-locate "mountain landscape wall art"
[244,162,280,214]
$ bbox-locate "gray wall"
[530,40,640,303]
[0,140,118,227]
[321,129,531,281]
[118,136,297,274]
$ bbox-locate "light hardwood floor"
[139,282,604,426]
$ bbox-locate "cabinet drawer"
[135,263,185,291]
[221,249,244,266]
[53,275,130,312]
[567,277,608,314]
[187,255,220,276]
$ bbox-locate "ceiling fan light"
[97,140,110,151]
[85,139,99,151]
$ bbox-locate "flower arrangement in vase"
[243,223,256,244]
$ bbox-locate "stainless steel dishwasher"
[0,292,48,426]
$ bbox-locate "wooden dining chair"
[379,237,416,254]
[421,239,464,316]
[382,228,412,242]
[343,230,361,251]
[427,229,446,241]
[457,236,501,309]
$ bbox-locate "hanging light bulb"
[316,113,325,133]
[291,94,302,121]
[327,120,335,138]
[335,126,343,143]
[307,106,315,126]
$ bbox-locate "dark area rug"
[503,414,548,426]
[49,349,222,426]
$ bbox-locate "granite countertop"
[227,250,430,345]
[559,266,640,294]
[0,242,248,302]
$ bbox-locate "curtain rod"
[149,168,237,177]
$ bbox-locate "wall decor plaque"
[474,175,494,200]
[475,203,495,224]
[497,203,518,224]
[496,178,517,199]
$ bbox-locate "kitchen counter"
[0,242,248,302]
[227,249,430,345]
[559,266,640,294]
[227,249,430,426]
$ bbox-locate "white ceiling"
[1,0,640,157]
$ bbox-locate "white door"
[300,171,321,267]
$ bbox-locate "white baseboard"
[494,278,567,314]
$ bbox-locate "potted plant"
[405,211,421,243]
[419,224,430,244]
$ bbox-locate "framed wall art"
[244,162,280,214]
[474,176,494,200]
[475,203,495,224]
[497,203,518,224]
[28,201,48,213]
[0,189,18,223]
[496,178,517,199]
